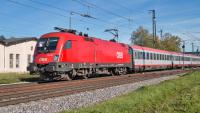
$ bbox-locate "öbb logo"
[116,52,123,59]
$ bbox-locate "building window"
[9,54,13,68]
[16,54,20,68]
[31,46,33,51]
[28,54,31,65]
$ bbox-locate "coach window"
[134,51,137,59]
[138,52,141,59]
[139,52,141,59]
[135,52,138,59]
[141,52,143,59]
[152,53,154,60]
[137,52,140,59]
[163,54,165,60]
[147,52,149,60]
[150,53,153,60]
[157,54,159,60]
[65,40,72,49]
[138,52,140,59]
[134,52,137,59]
[156,54,158,60]
[159,54,161,60]
[143,52,145,59]
[148,52,150,60]
[160,54,162,60]
[135,51,138,59]
[163,55,165,60]
[139,52,142,59]
[155,53,157,60]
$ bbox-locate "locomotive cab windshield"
[37,37,59,53]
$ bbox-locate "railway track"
[0,69,195,107]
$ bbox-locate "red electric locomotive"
[28,27,134,80]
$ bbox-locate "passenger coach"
[132,45,200,71]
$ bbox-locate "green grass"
[0,73,39,84]
[61,71,200,113]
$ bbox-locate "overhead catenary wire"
[4,0,134,40]
[2,0,115,37]
[27,0,134,34]
[72,0,136,36]
[29,0,132,28]
[7,0,68,18]
[72,0,133,22]
[6,0,110,29]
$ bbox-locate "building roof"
[0,37,37,46]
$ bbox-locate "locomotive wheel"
[83,75,88,79]
[66,74,73,81]
[61,74,73,81]
[110,70,115,76]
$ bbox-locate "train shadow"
[19,73,113,84]
[19,77,41,83]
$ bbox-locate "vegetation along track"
[0,69,196,107]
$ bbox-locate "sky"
[0,0,200,52]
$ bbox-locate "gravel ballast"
[0,75,179,113]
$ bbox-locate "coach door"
[128,47,134,69]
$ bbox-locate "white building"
[0,37,37,73]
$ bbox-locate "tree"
[130,26,161,48]
[0,35,5,40]
[130,26,181,52]
[161,33,181,52]
[130,26,151,46]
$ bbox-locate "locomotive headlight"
[54,55,59,62]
